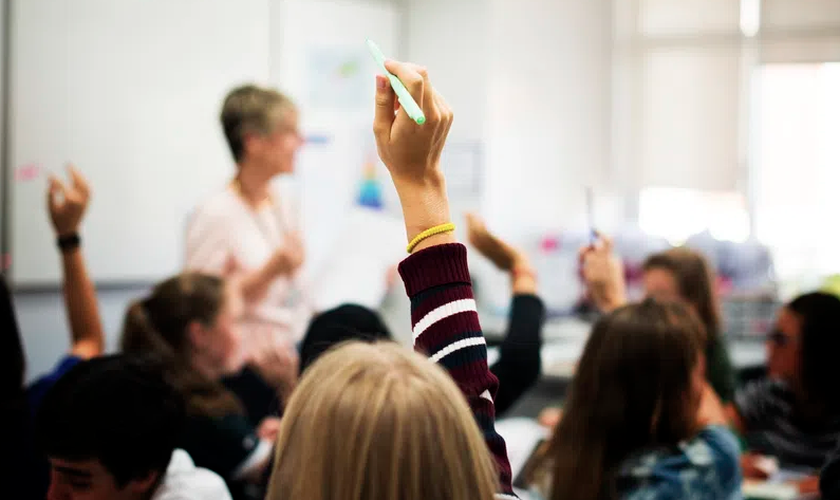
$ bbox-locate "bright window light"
[740,0,760,37]
[640,187,750,246]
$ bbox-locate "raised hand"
[372,61,454,249]
[373,62,453,185]
[466,213,527,272]
[257,416,282,443]
[47,165,91,237]
[580,234,626,313]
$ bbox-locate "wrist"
[57,233,81,253]
[394,171,451,241]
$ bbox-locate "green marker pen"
[366,39,426,125]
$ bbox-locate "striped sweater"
[398,243,516,499]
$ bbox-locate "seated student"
[27,167,107,412]
[728,292,840,490]
[223,304,386,425]
[298,304,392,372]
[581,240,737,402]
[295,215,545,416]
[1,167,104,499]
[37,355,231,500]
[265,59,515,499]
[120,273,298,500]
[527,300,742,500]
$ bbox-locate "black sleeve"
[223,367,281,425]
[490,294,545,415]
[734,379,777,431]
[822,439,840,499]
[180,413,261,480]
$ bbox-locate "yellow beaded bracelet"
[406,222,456,253]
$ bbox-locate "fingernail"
[376,75,387,90]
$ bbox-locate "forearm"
[593,288,627,313]
[238,267,272,303]
[395,173,455,250]
[492,294,545,415]
[61,247,104,358]
[399,243,514,496]
[510,259,537,296]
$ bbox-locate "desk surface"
[485,316,767,380]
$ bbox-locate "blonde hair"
[220,84,296,162]
[266,342,498,500]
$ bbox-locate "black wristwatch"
[57,233,81,252]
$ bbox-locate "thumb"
[372,75,395,143]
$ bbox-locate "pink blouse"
[185,184,312,346]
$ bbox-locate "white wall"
[404,0,614,238]
[13,0,402,382]
[485,0,612,235]
[403,0,488,143]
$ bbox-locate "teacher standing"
[186,84,311,347]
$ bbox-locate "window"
[753,62,840,281]
[639,187,750,245]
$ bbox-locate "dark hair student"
[530,300,741,500]
[1,166,106,499]
[732,291,840,479]
[121,273,298,500]
[37,354,231,500]
[580,241,737,403]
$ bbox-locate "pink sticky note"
[1,253,10,270]
[15,163,42,181]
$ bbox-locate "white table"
[486,319,767,380]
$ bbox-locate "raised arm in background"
[580,235,627,314]
[372,60,515,498]
[467,213,545,415]
[47,166,104,359]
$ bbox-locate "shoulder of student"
[152,449,233,500]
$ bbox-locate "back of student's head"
[643,247,721,341]
[787,292,840,415]
[37,355,184,491]
[267,342,498,500]
[299,304,393,373]
[221,84,296,163]
[537,300,706,500]
[121,273,241,416]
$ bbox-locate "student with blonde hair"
[270,343,499,500]
[266,59,515,500]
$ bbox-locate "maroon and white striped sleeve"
[399,243,516,498]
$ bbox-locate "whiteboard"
[8,0,271,286]
[269,0,401,285]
